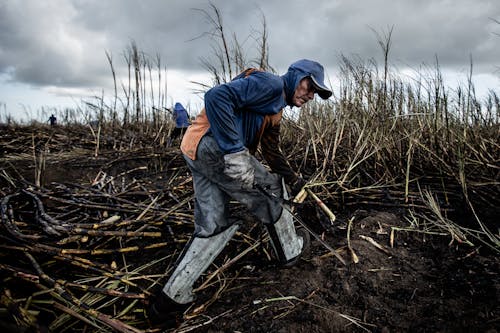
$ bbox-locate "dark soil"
[180,210,499,333]
[0,125,498,333]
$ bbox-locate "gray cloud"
[0,0,499,93]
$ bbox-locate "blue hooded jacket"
[173,102,190,128]
[204,65,309,154]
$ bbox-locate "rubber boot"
[162,223,239,304]
[266,206,309,266]
[148,224,239,326]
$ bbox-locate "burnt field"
[0,122,498,333]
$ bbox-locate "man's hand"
[223,149,255,190]
[290,176,307,198]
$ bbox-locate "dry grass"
[279,56,499,252]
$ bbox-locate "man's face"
[292,77,316,107]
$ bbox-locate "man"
[167,102,190,146]
[48,114,57,126]
[149,59,332,323]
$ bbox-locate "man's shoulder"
[249,70,279,79]
[247,71,283,89]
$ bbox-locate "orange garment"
[180,108,210,160]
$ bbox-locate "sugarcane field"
[1,6,500,332]
[1,95,499,333]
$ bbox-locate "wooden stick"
[359,235,391,255]
[306,189,336,224]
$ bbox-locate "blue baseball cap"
[288,59,332,99]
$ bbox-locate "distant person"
[48,114,57,126]
[89,119,100,128]
[167,102,190,146]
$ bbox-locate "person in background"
[48,114,57,126]
[167,102,190,146]
[149,59,332,326]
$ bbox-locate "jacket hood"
[281,68,308,106]
[174,102,186,112]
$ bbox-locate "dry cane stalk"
[347,217,359,263]
[359,235,391,256]
[306,188,336,224]
[24,253,144,333]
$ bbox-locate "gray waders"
[160,134,306,306]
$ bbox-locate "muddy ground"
[0,125,498,333]
[177,208,499,333]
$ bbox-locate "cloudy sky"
[1,0,499,121]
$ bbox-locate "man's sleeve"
[204,74,283,154]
